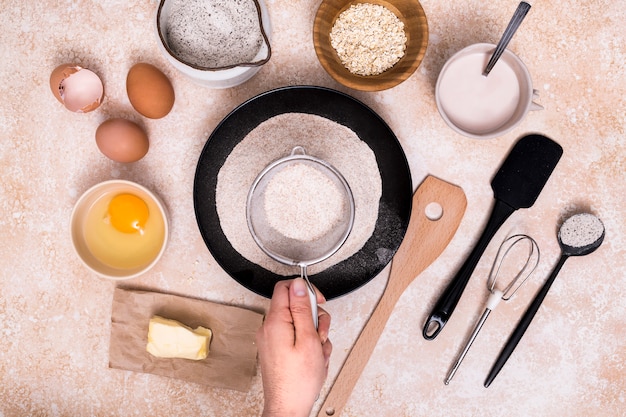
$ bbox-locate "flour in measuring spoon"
[438,53,521,134]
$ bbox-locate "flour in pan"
[216,113,382,276]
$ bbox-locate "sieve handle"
[301,266,319,329]
[308,286,319,329]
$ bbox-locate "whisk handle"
[484,253,569,387]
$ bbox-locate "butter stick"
[146,316,212,360]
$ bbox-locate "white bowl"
[155,0,272,89]
[435,43,542,139]
[70,180,169,280]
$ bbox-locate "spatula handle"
[317,284,402,417]
[423,199,516,340]
[317,176,467,417]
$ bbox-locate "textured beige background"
[1,0,624,416]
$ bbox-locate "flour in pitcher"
[165,0,264,68]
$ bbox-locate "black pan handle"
[423,199,516,340]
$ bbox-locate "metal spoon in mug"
[484,213,605,387]
[483,1,532,76]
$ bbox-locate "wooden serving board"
[317,175,467,417]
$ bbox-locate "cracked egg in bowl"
[70,180,169,280]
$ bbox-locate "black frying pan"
[193,86,412,299]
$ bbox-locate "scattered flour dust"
[264,163,345,242]
[216,113,382,276]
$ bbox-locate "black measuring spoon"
[484,213,605,387]
[423,134,563,340]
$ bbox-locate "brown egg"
[50,64,104,113]
[95,118,149,163]
[126,63,175,119]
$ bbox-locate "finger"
[266,279,291,320]
[289,278,318,342]
[317,306,331,344]
[259,280,295,344]
[322,338,333,370]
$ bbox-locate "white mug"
[435,43,542,139]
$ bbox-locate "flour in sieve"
[264,163,345,242]
[216,113,382,276]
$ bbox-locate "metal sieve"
[246,146,355,327]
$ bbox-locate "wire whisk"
[444,234,540,385]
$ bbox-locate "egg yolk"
[107,193,149,234]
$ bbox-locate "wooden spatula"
[317,175,467,417]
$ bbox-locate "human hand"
[257,278,333,417]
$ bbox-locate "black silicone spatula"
[423,134,563,340]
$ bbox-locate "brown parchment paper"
[109,287,264,392]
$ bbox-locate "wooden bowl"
[313,0,428,92]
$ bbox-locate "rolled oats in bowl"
[330,3,407,76]
[313,0,428,91]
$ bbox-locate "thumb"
[289,278,317,338]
